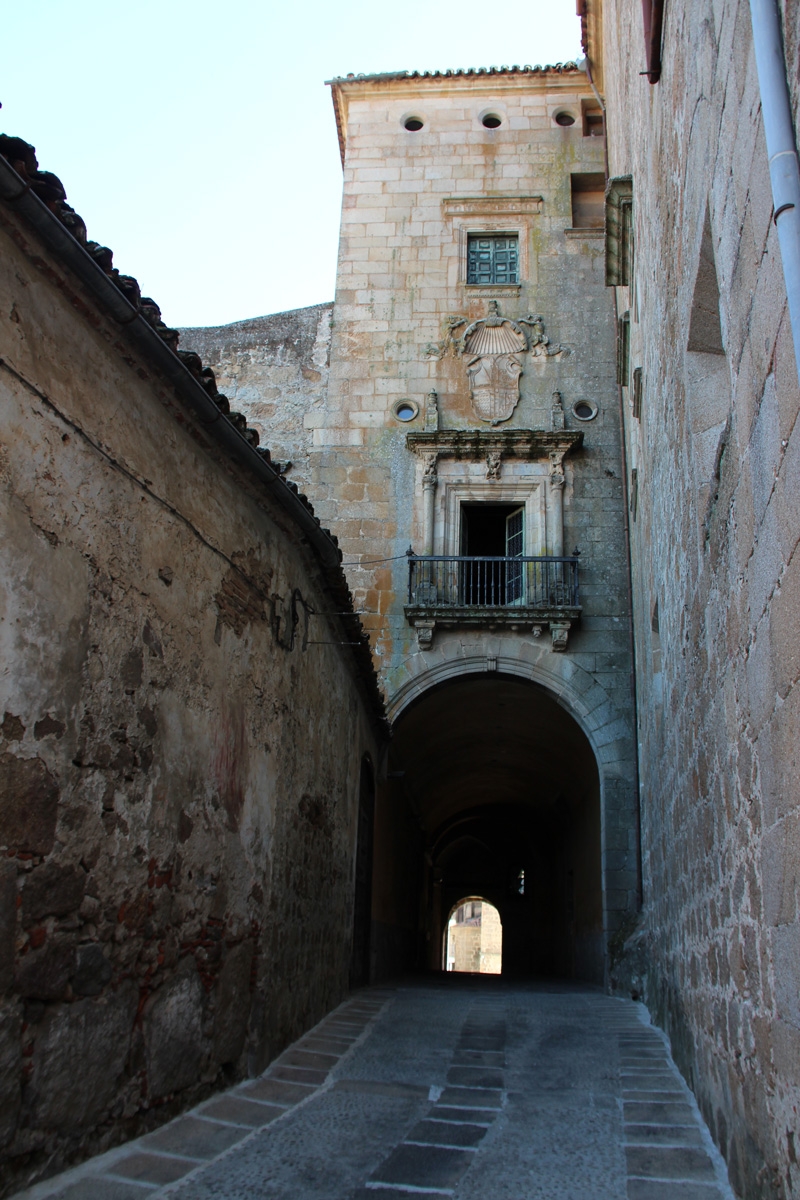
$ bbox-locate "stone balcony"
[404,553,581,651]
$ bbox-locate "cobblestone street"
[16,980,733,1200]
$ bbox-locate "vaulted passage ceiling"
[390,674,598,835]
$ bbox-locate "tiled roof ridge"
[0,133,388,733]
[0,135,268,459]
[328,62,581,83]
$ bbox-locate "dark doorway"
[350,755,375,988]
[460,503,520,556]
[384,674,604,983]
[460,504,524,606]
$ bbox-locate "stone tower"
[184,62,640,983]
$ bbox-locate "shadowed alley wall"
[0,170,384,1196]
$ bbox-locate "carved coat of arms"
[426,301,570,426]
[463,305,527,424]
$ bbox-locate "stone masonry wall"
[179,304,333,499]
[0,202,380,1195]
[602,0,800,1194]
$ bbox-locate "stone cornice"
[406,429,583,460]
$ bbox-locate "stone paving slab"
[197,1095,284,1127]
[626,1182,725,1200]
[47,1183,156,1200]
[11,982,736,1200]
[140,1115,247,1159]
[624,1122,704,1147]
[406,1119,489,1148]
[626,1145,718,1181]
[109,1153,196,1185]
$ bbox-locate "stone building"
[2,0,800,1196]
[445,899,503,974]
[598,1,800,1195]
[184,62,640,990]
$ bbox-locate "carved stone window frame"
[439,476,547,558]
[457,224,525,288]
[442,196,543,289]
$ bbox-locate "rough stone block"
[22,861,86,925]
[0,1000,21,1145]
[144,964,205,1099]
[0,751,59,854]
[213,940,253,1067]
[71,942,113,997]
[27,983,136,1132]
[15,939,75,1001]
[0,859,16,995]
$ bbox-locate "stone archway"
[374,657,638,985]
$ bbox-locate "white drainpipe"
[750,0,800,379]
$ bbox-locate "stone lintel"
[442,196,543,218]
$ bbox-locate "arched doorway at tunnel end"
[376,667,637,986]
[444,897,503,975]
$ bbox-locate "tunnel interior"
[375,673,604,983]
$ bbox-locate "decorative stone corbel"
[550,622,571,652]
[486,451,502,480]
[549,450,566,556]
[549,449,566,488]
[422,452,438,484]
[415,620,436,650]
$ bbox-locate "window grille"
[467,235,519,285]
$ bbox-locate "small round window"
[572,399,598,421]
[482,113,502,129]
[554,111,576,127]
[393,400,418,422]
[404,116,424,131]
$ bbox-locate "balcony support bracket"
[414,619,437,650]
[550,621,572,651]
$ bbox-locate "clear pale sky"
[2,0,582,327]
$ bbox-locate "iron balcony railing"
[406,555,580,610]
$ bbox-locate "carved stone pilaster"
[421,453,438,556]
[549,449,566,487]
[422,452,438,485]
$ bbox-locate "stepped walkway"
[16,979,734,1200]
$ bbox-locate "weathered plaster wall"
[0,205,380,1194]
[602,0,800,1194]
